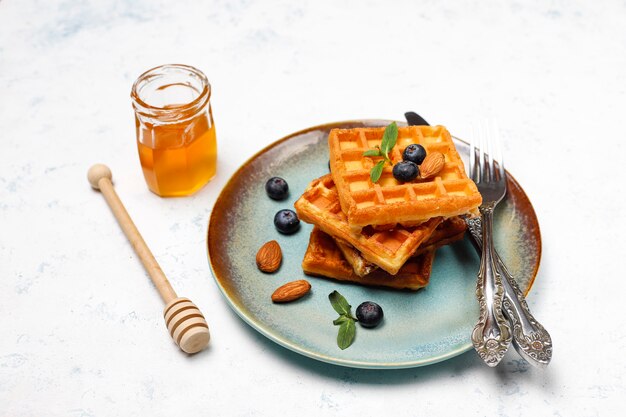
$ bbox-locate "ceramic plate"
[207,120,541,369]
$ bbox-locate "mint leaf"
[381,122,398,157]
[337,319,356,350]
[370,160,385,183]
[366,123,397,182]
[363,149,382,157]
[333,315,350,326]
[329,291,351,316]
[329,291,358,349]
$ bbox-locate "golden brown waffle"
[335,216,468,277]
[302,227,434,290]
[294,174,442,275]
[334,238,378,277]
[328,125,482,231]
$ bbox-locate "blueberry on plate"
[392,161,419,182]
[356,301,384,328]
[402,144,427,165]
[265,177,289,200]
[274,209,300,234]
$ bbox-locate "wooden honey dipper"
[87,164,210,354]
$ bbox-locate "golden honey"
[131,64,217,197]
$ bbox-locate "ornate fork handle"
[466,216,552,367]
[470,204,512,366]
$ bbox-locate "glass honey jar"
[131,64,217,197]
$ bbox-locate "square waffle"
[328,125,482,231]
[335,216,468,277]
[294,174,442,275]
[302,227,434,290]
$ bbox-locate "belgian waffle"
[294,174,442,275]
[336,216,468,277]
[328,125,482,231]
[302,227,434,290]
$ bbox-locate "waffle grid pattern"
[329,125,482,230]
[334,216,468,277]
[294,174,442,275]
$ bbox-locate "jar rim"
[130,64,211,116]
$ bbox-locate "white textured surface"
[1,0,625,415]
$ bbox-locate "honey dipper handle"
[88,164,178,304]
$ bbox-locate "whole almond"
[271,280,311,303]
[256,240,282,273]
[420,152,445,179]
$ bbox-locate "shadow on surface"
[228,304,552,388]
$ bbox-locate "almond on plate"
[256,240,282,273]
[271,280,311,303]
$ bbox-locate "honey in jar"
[131,64,217,197]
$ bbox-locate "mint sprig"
[362,122,398,183]
[381,122,398,155]
[337,320,356,350]
[370,161,385,183]
[329,290,357,350]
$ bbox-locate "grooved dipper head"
[163,297,210,354]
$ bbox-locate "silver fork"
[466,217,553,367]
[466,122,553,368]
[468,121,512,366]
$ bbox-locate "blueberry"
[274,209,300,234]
[356,302,384,328]
[402,144,427,165]
[265,177,289,200]
[392,161,419,182]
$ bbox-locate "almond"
[419,152,445,179]
[256,240,282,273]
[271,280,311,303]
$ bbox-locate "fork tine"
[469,124,477,182]
[487,120,495,183]
[493,120,505,182]
[478,121,486,183]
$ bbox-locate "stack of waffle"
[295,125,482,290]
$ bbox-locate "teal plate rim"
[206,119,542,369]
